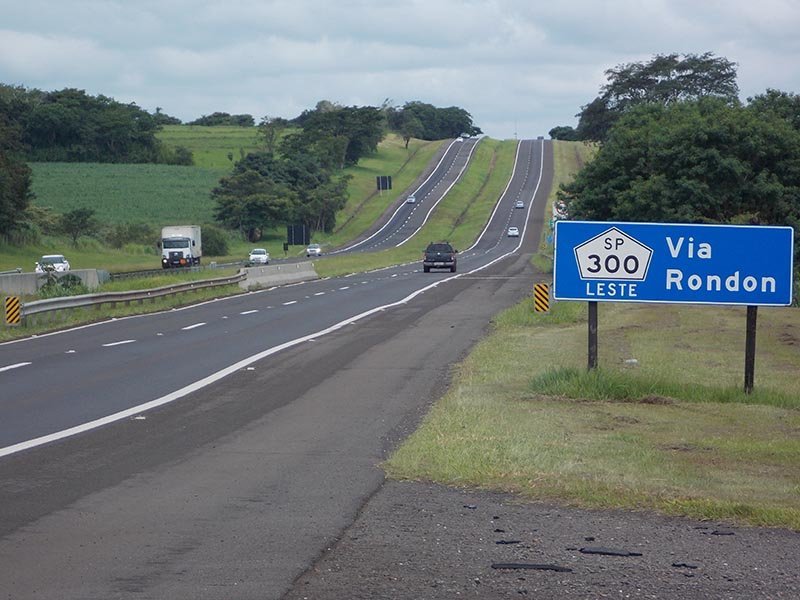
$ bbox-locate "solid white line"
[282,301,297,306]
[102,340,136,347]
[396,138,482,247]
[181,323,206,331]
[330,139,461,254]
[240,310,259,315]
[0,362,32,373]
[0,139,548,460]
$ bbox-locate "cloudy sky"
[1,0,799,139]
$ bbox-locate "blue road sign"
[554,221,794,306]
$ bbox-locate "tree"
[574,53,739,141]
[399,113,424,148]
[212,169,294,241]
[548,125,579,141]
[391,102,482,140]
[60,207,99,246]
[0,89,34,237]
[747,89,800,131]
[258,116,289,154]
[561,98,800,234]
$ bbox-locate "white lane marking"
[0,141,548,459]
[182,323,206,331]
[240,310,259,315]
[0,362,32,373]
[331,139,462,254]
[314,292,325,296]
[65,350,76,354]
[102,340,136,347]
[0,238,525,459]
[282,301,297,306]
[338,286,350,290]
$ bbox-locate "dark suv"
[423,242,457,273]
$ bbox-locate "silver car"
[507,227,520,237]
[35,254,70,273]
[248,248,270,265]
[306,243,322,257]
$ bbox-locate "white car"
[507,227,520,237]
[306,243,322,257]
[406,194,416,204]
[35,254,70,273]
[515,200,525,209]
[455,137,464,142]
[248,248,270,265]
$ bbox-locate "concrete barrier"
[0,269,100,296]
[241,262,319,290]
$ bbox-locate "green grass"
[535,140,598,271]
[385,299,800,529]
[322,135,444,247]
[314,138,519,277]
[384,140,800,530]
[156,124,263,169]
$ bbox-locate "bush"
[201,224,230,256]
[104,222,155,248]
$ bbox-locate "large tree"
[573,53,739,142]
[561,98,800,233]
[212,169,294,241]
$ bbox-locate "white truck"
[159,225,202,268]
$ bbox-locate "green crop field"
[29,162,223,225]
[5,130,452,272]
[156,125,263,169]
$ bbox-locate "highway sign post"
[554,221,794,391]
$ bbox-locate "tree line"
[0,85,191,164]
[0,85,481,243]
[212,100,481,241]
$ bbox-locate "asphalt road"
[0,139,552,599]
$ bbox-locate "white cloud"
[1,0,799,138]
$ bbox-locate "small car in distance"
[515,200,525,209]
[507,227,520,237]
[455,137,464,142]
[35,254,70,273]
[306,243,322,257]
[406,194,416,204]
[248,248,270,265]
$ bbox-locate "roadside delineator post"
[4,296,21,326]
[533,283,550,313]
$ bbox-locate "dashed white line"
[0,362,32,373]
[339,286,350,290]
[240,310,259,315]
[282,301,297,306]
[102,340,136,347]
[181,323,206,331]
[314,292,325,296]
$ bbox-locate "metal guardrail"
[109,261,246,281]
[0,268,22,275]
[22,271,247,320]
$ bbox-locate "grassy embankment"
[313,137,519,278]
[386,140,800,530]
[3,130,443,274]
[1,130,501,339]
